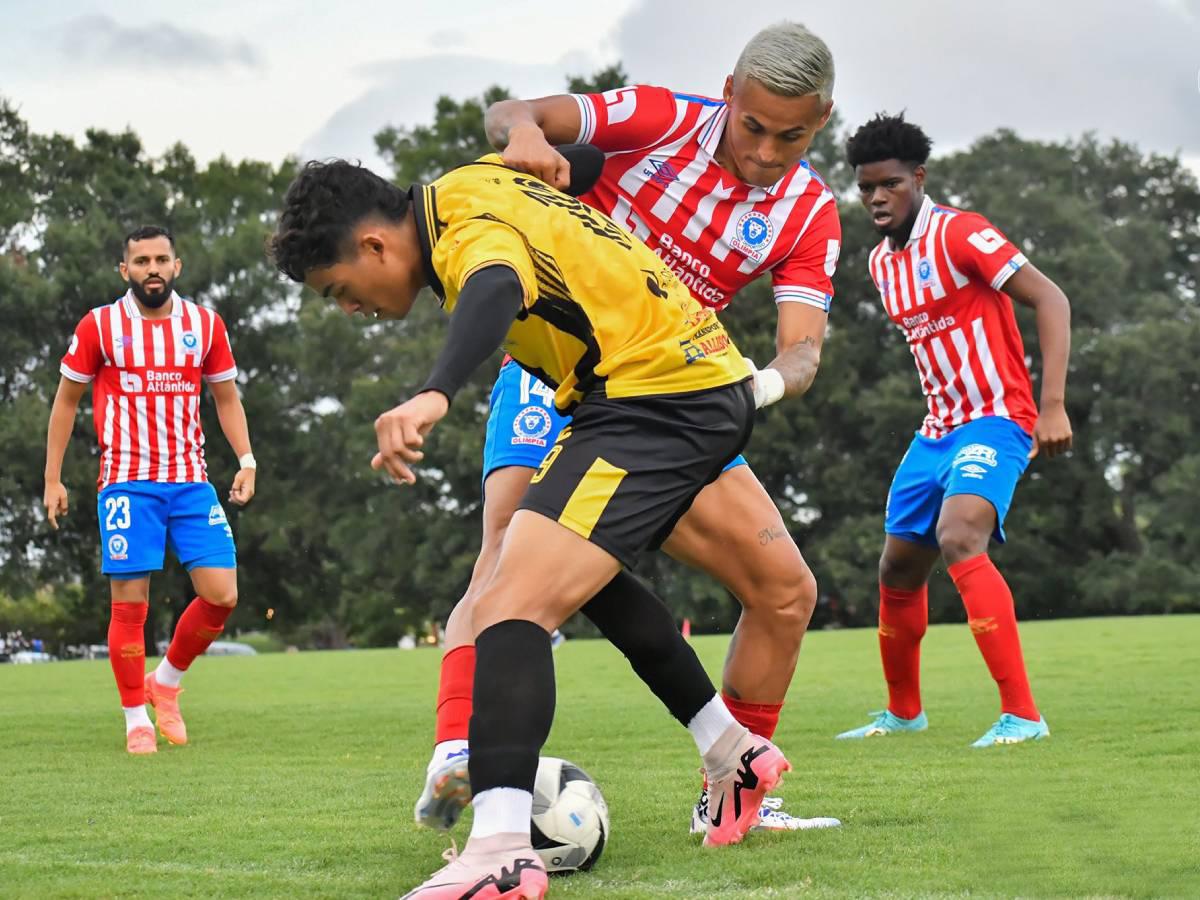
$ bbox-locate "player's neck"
[887,200,924,251]
[133,295,174,320]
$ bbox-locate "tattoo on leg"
[758,526,788,545]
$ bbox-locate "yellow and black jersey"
[410,154,749,413]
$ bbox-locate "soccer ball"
[530,756,610,874]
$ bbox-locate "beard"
[130,275,175,309]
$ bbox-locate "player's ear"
[913,164,926,190]
[360,233,386,260]
[173,257,183,277]
[722,75,734,104]
[817,100,834,130]
[118,260,129,280]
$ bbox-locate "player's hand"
[502,122,571,191]
[371,391,451,485]
[229,467,256,506]
[1030,402,1072,460]
[44,481,69,530]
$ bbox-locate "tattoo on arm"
[757,527,788,545]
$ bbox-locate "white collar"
[892,195,936,252]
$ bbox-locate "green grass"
[2,616,1199,898]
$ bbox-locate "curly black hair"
[124,225,175,254]
[845,113,933,169]
[270,160,409,283]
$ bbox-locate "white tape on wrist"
[238,453,257,470]
[743,358,786,409]
[754,367,785,409]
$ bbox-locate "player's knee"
[206,586,238,609]
[744,560,816,638]
[935,519,989,566]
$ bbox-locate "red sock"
[435,646,475,744]
[109,602,147,707]
[165,597,233,671]
[948,554,1039,721]
[878,583,928,720]
[722,693,783,741]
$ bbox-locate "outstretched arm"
[372,266,526,485]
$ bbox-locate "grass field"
[2,616,1199,899]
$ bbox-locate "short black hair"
[270,159,410,283]
[845,113,933,169]
[124,225,175,255]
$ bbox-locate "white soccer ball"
[530,756,610,874]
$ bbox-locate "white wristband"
[238,453,257,470]
[745,358,786,409]
[754,367,785,409]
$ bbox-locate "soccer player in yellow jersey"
[272,156,792,897]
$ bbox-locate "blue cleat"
[971,713,1049,747]
[836,709,928,740]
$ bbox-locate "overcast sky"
[3,0,1198,173]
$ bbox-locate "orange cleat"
[126,725,158,755]
[144,672,188,746]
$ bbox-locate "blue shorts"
[482,362,748,484]
[884,416,1032,546]
[97,481,237,577]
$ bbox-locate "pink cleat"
[144,672,188,745]
[703,733,792,847]
[126,725,157,755]
[400,835,547,899]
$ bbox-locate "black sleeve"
[419,264,525,403]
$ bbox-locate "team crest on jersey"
[953,444,999,469]
[108,534,129,561]
[181,331,200,353]
[917,258,934,285]
[208,504,228,527]
[512,405,553,447]
[730,211,774,262]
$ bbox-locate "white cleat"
[690,787,842,834]
[414,747,472,831]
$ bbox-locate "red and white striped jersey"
[59,291,238,489]
[571,85,842,312]
[867,196,1037,439]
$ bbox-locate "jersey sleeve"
[436,218,540,313]
[202,312,238,383]
[60,313,103,383]
[571,84,682,152]
[770,198,842,313]
[943,211,1028,291]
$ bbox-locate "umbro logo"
[644,158,680,187]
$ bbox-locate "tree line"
[2,64,1198,652]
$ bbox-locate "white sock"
[123,705,153,733]
[470,787,532,840]
[154,658,186,688]
[687,694,740,756]
[430,739,469,772]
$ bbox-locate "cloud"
[301,53,597,169]
[50,14,262,71]
[610,0,1200,158]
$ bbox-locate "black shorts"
[518,380,754,568]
